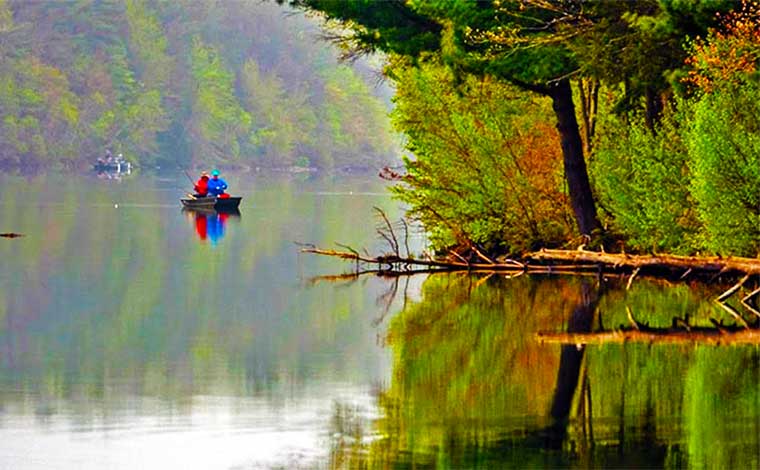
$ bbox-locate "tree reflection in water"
[327,274,760,468]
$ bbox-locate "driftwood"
[0,233,23,238]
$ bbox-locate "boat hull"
[180,196,242,211]
[93,161,132,173]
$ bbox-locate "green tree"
[188,37,251,163]
[290,0,733,240]
[0,0,398,170]
[688,84,760,256]
[390,58,573,254]
[683,4,760,256]
[591,105,699,254]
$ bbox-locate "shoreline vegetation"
[290,1,760,264]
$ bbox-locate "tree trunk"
[644,86,663,133]
[549,79,601,237]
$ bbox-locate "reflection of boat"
[180,196,242,212]
[181,207,241,217]
[183,208,240,244]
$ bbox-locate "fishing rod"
[169,150,198,198]
[181,167,195,186]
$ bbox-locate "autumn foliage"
[685,1,760,92]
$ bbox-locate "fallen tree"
[299,208,760,337]
[300,245,760,324]
[300,246,760,278]
[537,328,760,346]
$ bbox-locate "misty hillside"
[0,0,399,171]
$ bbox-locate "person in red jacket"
[193,171,209,197]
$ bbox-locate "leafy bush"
[389,58,574,255]
[683,3,760,256]
[591,106,700,254]
[687,83,760,255]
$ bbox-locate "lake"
[0,172,758,469]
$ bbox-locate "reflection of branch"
[373,278,399,327]
[715,301,750,330]
[305,270,378,286]
[741,287,760,319]
[717,274,749,302]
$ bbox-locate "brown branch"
[717,274,750,302]
[301,248,377,263]
[529,249,760,275]
[400,218,411,258]
[373,207,399,256]
[537,328,760,345]
[449,250,470,265]
[302,247,760,288]
[470,244,496,265]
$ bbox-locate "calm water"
[0,172,759,469]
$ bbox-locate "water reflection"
[4,172,760,468]
[0,172,405,469]
[183,208,240,244]
[329,273,760,469]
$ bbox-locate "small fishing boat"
[180,196,242,211]
[94,161,132,173]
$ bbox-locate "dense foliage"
[296,0,760,257]
[389,58,574,254]
[592,4,760,256]
[591,107,698,254]
[0,0,398,170]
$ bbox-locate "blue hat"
[211,169,220,176]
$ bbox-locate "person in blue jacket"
[207,169,229,197]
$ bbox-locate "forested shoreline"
[295,1,760,259]
[4,0,760,259]
[0,0,398,172]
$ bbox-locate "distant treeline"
[0,0,398,171]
